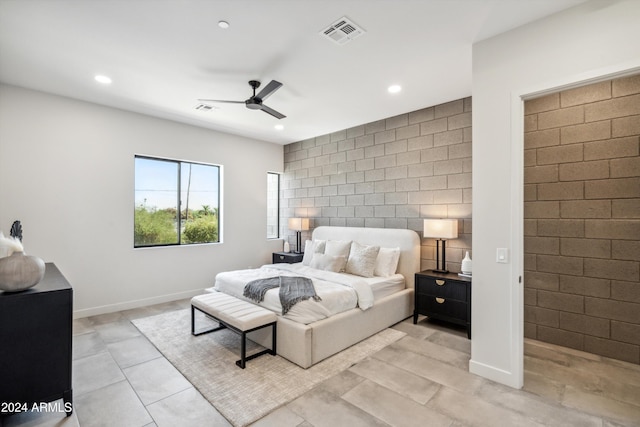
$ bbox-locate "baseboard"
[469,359,523,389]
[73,288,204,319]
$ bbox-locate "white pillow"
[302,239,326,266]
[374,247,401,277]
[310,253,347,273]
[325,240,352,257]
[315,239,326,254]
[346,241,380,278]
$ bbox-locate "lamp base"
[434,239,449,274]
[295,230,302,254]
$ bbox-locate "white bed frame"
[249,226,420,368]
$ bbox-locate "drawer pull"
[279,255,285,260]
[435,297,445,304]
[435,280,445,286]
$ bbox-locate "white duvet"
[212,263,375,324]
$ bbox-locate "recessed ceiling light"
[274,124,284,131]
[94,75,112,85]
[388,84,401,94]
[218,20,230,29]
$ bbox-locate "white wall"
[471,0,640,387]
[0,84,283,317]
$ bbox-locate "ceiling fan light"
[95,75,112,85]
[246,100,262,110]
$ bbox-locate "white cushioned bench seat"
[192,292,276,331]
[191,291,277,368]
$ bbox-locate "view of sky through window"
[135,157,219,212]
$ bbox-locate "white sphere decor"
[0,251,46,292]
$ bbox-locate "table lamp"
[288,218,309,254]
[423,219,458,273]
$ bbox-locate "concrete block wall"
[282,97,472,272]
[523,74,640,364]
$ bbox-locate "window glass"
[267,172,280,239]
[135,156,220,247]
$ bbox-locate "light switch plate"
[496,248,509,263]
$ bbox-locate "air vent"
[194,103,217,112]
[320,16,365,45]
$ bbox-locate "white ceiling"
[0,0,587,145]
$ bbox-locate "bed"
[206,226,420,368]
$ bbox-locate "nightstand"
[414,270,471,339]
[272,252,304,264]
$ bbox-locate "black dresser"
[414,270,471,339]
[0,263,73,416]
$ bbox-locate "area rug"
[132,308,405,427]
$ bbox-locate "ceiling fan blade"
[197,99,245,104]
[255,80,283,101]
[260,104,286,119]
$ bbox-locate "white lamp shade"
[423,219,458,239]
[288,217,310,231]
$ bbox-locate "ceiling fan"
[199,80,286,119]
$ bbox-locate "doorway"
[522,74,640,366]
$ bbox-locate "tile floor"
[2,299,639,427]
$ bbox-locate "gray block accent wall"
[282,97,472,272]
[523,74,640,365]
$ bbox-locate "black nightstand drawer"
[416,276,467,301]
[417,294,469,322]
[272,252,304,264]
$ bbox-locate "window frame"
[134,154,221,248]
[266,171,280,239]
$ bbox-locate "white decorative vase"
[461,251,472,275]
[283,241,290,253]
[0,251,46,292]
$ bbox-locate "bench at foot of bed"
[191,291,277,368]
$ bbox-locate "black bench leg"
[236,332,247,369]
[191,305,195,334]
[192,305,275,369]
[271,323,277,356]
[191,305,226,336]
[234,323,277,368]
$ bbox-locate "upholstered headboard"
[311,226,421,288]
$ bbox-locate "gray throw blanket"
[243,276,322,315]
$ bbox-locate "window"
[134,155,220,247]
[266,172,280,238]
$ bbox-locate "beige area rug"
[132,309,405,427]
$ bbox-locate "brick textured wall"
[282,98,472,272]
[524,75,640,364]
